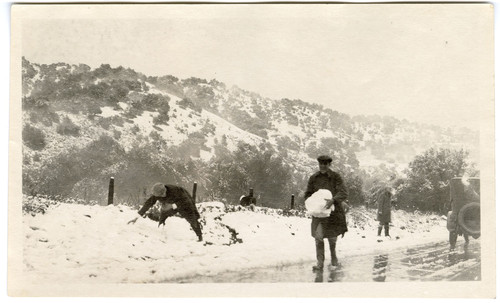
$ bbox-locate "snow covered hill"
[22,58,479,173]
[21,58,480,210]
[23,196,447,283]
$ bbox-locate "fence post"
[192,182,197,202]
[107,177,114,205]
[249,188,254,197]
[291,194,295,210]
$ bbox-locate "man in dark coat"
[128,183,203,241]
[305,155,348,271]
[376,187,393,237]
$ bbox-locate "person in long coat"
[376,187,393,237]
[128,183,203,241]
[305,155,349,271]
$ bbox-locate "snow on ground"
[22,196,447,284]
[132,110,158,133]
[99,106,120,118]
[271,119,305,141]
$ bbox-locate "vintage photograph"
[9,3,495,297]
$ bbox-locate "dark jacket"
[305,169,348,238]
[138,184,200,222]
[376,188,392,223]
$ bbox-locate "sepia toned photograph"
[8,3,495,298]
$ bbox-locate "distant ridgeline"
[21,57,479,213]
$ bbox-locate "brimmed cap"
[317,155,333,163]
[152,183,167,197]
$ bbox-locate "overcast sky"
[20,4,493,130]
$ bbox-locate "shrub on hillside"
[85,98,103,118]
[275,136,300,152]
[153,106,170,125]
[130,125,140,134]
[24,97,60,126]
[200,121,216,136]
[57,116,80,136]
[24,135,125,197]
[123,106,143,119]
[113,129,122,140]
[111,145,182,207]
[23,154,31,165]
[71,178,110,203]
[168,133,206,159]
[33,153,41,162]
[154,75,183,96]
[97,117,112,130]
[22,124,46,150]
[206,142,293,208]
[142,94,170,110]
[96,116,125,130]
[344,172,365,206]
[177,98,202,113]
[28,110,60,127]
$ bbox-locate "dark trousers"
[315,237,337,267]
[378,222,389,236]
[185,214,203,240]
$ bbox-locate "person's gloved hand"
[163,204,174,212]
[324,198,334,209]
[162,203,177,212]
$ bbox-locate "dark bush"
[57,116,80,136]
[23,124,46,150]
[177,98,202,113]
[153,106,170,125]
[24,135,125,197]
[96,116,125,130]
[113,129,122,140]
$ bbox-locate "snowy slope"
[22,59,480,174]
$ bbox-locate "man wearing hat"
[305,155,349,271]
[128,183,203,242]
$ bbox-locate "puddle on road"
[174,240,480,283]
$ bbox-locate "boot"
[329,239,338,266]
[464,234,469,249]
[313,239,325,271]
[189,219,203,242]
[384,224,390,238]
[449,231,458,250]
[196,227,203,242]
[377,226,383,236]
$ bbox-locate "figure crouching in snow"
[305,155,349,272]
[128,183,203,242]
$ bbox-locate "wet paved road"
[175,240,480,283]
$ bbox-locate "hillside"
[21,57,479,208]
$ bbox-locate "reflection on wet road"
[175,240,480,283]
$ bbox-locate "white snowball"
[305,189,334,218]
